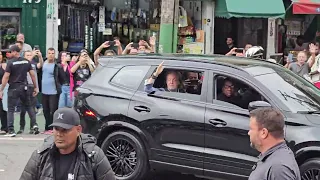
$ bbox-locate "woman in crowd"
[0,52,8,134]
[70,50,95,98]
[58,52,73,108]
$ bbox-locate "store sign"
[23,0,41,3]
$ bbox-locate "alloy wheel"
[302,168,320,180]
[105,138,138,177]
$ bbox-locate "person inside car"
[184,72,202,94]
[144,61,185,93]
[217,78,245,108]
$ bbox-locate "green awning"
[215,0,286,19]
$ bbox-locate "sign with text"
[23,0,41,3]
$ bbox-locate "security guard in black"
[6,57,33,89]
[0,45,39,136]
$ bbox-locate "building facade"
[0,0,46,52]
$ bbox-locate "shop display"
[94,0,161,51]
[177,4,204,54]
[58,2,94,52]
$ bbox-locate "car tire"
[300,158,320,180]
[101,130,149,180]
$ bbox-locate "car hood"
[285,113,320,145]
[305,114,320,126]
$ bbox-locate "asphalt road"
[0,114,210,180]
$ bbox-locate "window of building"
[0,12,20,50]
[111,65,150,90]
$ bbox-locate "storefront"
[214,0,286,57]
[57,0,97,54]
[0,0,46,53]
[271,0,320,62]
[57,0,162,54]
[158,0,214,54]
[176,0,215,54]
[98,0,161,51]
[278,0,320,62]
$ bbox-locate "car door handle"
[209,119,227,127]
[134,106,151,113]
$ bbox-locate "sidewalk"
[13,113,46,133]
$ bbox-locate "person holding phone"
[93,40,123,65]
[226,44,252,57]
[31,45,44,115]
[70,50,95,94]
[122,42,138,55]
[58,51,73,108]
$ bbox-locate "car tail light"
[85,110,96,117]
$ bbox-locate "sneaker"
[4,131,16,137]
[33,125,40,135]
[36,108,42,116]
[0,130,7,135]
[17,129,24,134]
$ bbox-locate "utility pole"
[159,0,179,53]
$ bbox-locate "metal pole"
[159,0,179,53]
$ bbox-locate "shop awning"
[292,0,320,14]
[215,0,286,19]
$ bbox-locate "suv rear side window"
[111,66,150,90]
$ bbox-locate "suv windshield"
[253,68,320,113]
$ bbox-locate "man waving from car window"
[144,61,185,93]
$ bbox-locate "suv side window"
[214,75,268,109]
[142,67,206,102]
[111,66,150,90]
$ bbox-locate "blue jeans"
[59,85,72,108]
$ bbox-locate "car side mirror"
[248,101,272,112]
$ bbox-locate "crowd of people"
[0,33,157,137]
[0,33,97,137]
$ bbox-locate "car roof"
[99,54,284,76]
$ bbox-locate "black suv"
[74,54,320,180]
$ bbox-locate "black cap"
[49,108,80,129]
[9,45,21,53]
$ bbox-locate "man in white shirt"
[17,33,32,52]
[308,44,320,82]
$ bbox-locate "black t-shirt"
[0,64,5,80]
[73,65,91,91]
[5,57,32,89]
[54,150,78,180]
[217,93,245,108]
[63,65,71,84]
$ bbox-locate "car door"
[203,70,261,179]
[128,64,208,175]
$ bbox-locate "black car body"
[74,54,320,180]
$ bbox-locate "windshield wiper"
[278,90,320,109]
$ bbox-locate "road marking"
[0,169,5,172]
[0,137,45,141]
